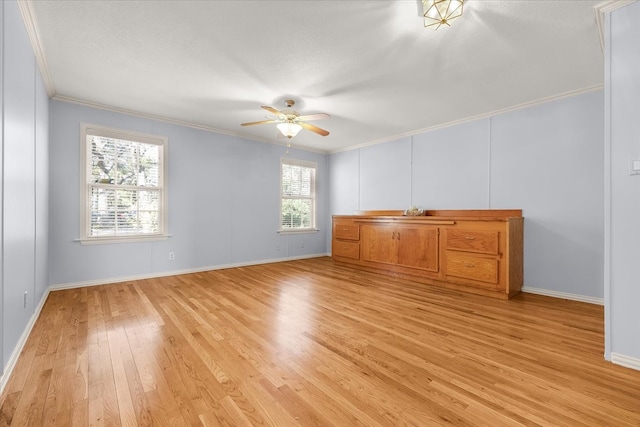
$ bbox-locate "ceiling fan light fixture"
[277,122,302,139]
[422,0,464,30]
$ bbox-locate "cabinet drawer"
[333,241,360,260]
[334,224,360,241]
[446,253,498,284]
[446,230,499,254]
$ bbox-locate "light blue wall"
[330,90,604,300]
[329,149,360,214]
[491,92,604,299]
[359,137,412,210]
[412,119,490,208]
[1,0,50,373]
[48,100,329,286]
[0,0,4,374]
[35,71,50,304]
[606,1,640,362]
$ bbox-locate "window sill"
[277,228,319,235]
[75,234,171,245]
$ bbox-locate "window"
[80,123,168,244]
[280,158,317,231]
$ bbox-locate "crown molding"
[53,85,603,157]
[17,0,55,97]
[52,95,328,154]
[328,84,604,154]
[54,84,603,158]
[594,0,637,53]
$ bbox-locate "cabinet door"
[396,226,439,272]
[361,224,396,265]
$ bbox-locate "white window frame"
[79,123,169,244]
[279,158,318,234]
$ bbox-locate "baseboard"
[611,352,640,371]
[49,253,330,291]
[521,286,604,305]
[0,287,51,396]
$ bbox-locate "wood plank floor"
[1,257,639,426]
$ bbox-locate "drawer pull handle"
[397,232,400,240]
[343,228,348,231]
[464,236,475,240]
[464,263,475,268]
[392,232,396,239]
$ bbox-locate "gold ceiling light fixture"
[422,0,464,30]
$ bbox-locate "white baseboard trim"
[0,287,51,396]
[521,286,604,305]
[611,352,640,371]
[49,253,330,291]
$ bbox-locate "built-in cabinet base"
[332,210,523,299]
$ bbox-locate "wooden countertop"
[333,209,522,222]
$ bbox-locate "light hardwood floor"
[1,257,639,426]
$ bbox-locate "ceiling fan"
[241,99,330,139]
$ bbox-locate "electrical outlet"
[169,252,175,260]
[24,291,28,308]
[300,241,305,249]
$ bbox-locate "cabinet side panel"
[508,218,524,294]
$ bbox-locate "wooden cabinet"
[332,210,523,299]
[361,223,439,272]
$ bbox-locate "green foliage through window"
[86,130,164,238]
[281,160,316,230]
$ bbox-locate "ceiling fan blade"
[241,120,279,126]
[261,106,282,116]
[300,122,330,136]
[297,113,330,121]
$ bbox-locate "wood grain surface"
[1,257,639,426]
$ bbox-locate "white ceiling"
[26,0,605,153]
